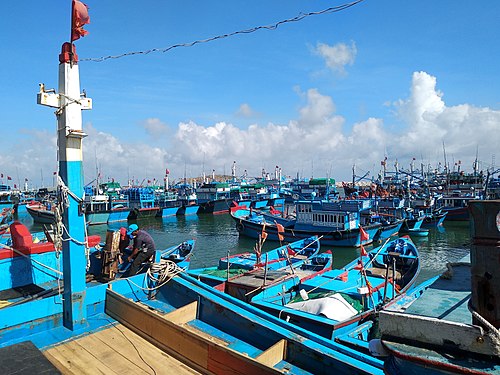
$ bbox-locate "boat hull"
[198,198,231,214]
[234,216,380,247]
[26,206,55,225]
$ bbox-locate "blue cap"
[127,224,139,237]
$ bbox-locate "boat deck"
[43,323,200,375]
[404,262,471,323]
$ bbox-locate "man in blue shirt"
[126,224,156,275]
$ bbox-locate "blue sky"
[1,1,499,188]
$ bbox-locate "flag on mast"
[359,225,369,242]
[71,0,90,42]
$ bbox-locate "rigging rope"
[81,1,365,62]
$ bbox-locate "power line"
[81,0,365,63]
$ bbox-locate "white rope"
[468,300,500,341]
[55,175,91,270]
[125,259,186,293]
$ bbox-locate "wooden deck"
[43,323,200,375]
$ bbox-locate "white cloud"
[4,71,499,187]
[236,103,258,118]
[140,117,170,137]
[314,41,357,74]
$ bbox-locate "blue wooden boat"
[333,274,440,355]
[159,239,195,270]
[123,187,160,219]
[422,209,447,226]
[400,213,425,233]
[196,181,232,214]
[439,191,480,221]
[155,190,183,217]
[373,218,404,242]
[189,238,327,288]
[83,183,131,225]
[250,236,420,340]
[231,199,382,247]
[219,251,334,302]
[25,201,56,225]
[376,200,500,375]
[103,271,383,374]
[219,235,320,271]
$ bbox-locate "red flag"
[165,168,170,175]
[359,225,369,242]
[261,223,268,240]
[354,260,363,270]
[360,244,368,257]
[338,271,348,282]
[278,233,284,241]
[7,176,11,180]
[0,174,3,178]
[276,223,284,233]
[71,0,90,42]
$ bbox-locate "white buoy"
[299,289,309,301]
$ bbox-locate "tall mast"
[37,1,92,331]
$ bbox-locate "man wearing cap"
[126,224,156,275]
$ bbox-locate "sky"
[0,1,499,188]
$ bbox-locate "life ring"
[333,231,342,241]
[236,222,244,232]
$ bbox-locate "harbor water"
[21,210,471,283]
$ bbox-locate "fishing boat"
[188,236,322,287]
[220,251,333,302]
[156,190,183,217]
[159,240,195,270]
[196,181,232,214]
[422,209,447,226]
[123,187,160,219]
[25,201,56,225]
[376,200,500,374]
[439,191,480,221]
[172,181,200,215]
[231,198,381,247]
[250,236,420,340]
[219,235,320,270]
[84,182,131,225]
[104,270,383,374]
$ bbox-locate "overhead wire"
[81,0,365,63]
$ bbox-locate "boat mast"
[37,2,92,331]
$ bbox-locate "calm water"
[21,210,471,283]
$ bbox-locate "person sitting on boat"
[125,224,156,275]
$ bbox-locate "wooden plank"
[255,339,287,367]
[71,330,150,374]
[163,301,198,324]
[379,310,499,357]
[44,324,199,375]
[45,339,117,374]
[43,351,77,375]
[105,289,282,375]
[91,324,199,375]
[106,290,209,371]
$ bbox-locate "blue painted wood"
[251,236,420,339]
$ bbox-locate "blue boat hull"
[234,216,380,247]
